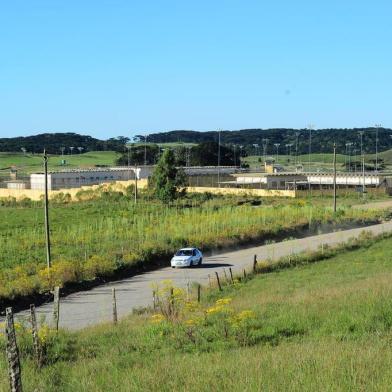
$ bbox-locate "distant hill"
[3,128,392,155]
[144,128,392,155]
[0,133,128,154]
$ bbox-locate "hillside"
[146,127,392,155]
[2,233,392,391]
[0,133,127,154]
[2,128,392,157]
[0,150,119,174]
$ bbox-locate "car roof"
[179,247,196,251]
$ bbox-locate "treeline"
[116,142,238,167]
[144,128,392,155]
[0,133,128,154]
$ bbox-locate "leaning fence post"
[169,287,174,317]
[229,267,234,284]
[253,254,257,273]
[5,307,23,392]
[215,271,222,291]
[53,286,60,331]
[112,288,118,325]
[30,304,41,367]
[197,284,201,303]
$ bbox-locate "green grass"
[3,234,392,390]
[0,190,385,301]
[244,150,392,171]
[0,151,120,174]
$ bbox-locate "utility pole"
[126,145,131,180]
[134,166,138,203]
[144,135,148,167]
[262,138,268,163]
[274,143,280,163]
[359,131,365,197]
[295,131,300,166]
[217,130,221,187]
[333,143,337,213]
[43,150,51,271]
[375,124,381,172]
[307,124,314,172]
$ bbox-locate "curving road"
[7,220,392,330]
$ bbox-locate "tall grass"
[2,236,392,391]
[0,191,385,301]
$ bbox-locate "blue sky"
[1,1,391,139]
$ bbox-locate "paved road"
[8,220,392,330]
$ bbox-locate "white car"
[171,248,203,268]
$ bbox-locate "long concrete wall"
[186,186,296,198]
[0,179,148,201]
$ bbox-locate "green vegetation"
[244,151,392,171]
[149,149,186,202]
[3,233,392,390]
[0,151,120,174]
[147,127,392,155]
[0,133,129,154]
[0,190,385,302]
[117,141,235,167]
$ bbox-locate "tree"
[116,144,160,165]
[190,142,235,166]
[149,149,187,202]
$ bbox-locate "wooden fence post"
[197,284,201,303]
[30,304,41,367]
[169,287,174,316]
[152,290,157,310]
[229,267,234,284]
[215,272,222,291]
[253,254,257,273]
[243,269,247,280]
[53,286,60,331]
[5,307,23,392]
[112,288,118,325]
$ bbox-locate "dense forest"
[0,133,128,154]
[144,128,392,155]
[116,142,236,167]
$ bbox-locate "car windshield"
[175,249,193,256]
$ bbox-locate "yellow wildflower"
[151,314,165,324]
[215,297,232,306]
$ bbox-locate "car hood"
[171,256,192,262]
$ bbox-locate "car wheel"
[198,257,202,266]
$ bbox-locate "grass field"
[244,150,392,171]
[0,190,386,302]
[0,151,120,174]
[2,234,392,391]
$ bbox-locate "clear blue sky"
[1,0,391,139]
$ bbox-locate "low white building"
[233,172,386,190]
[29,166,238,190]
[30,167,151,191]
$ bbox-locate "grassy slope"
[2,237,392,391]
[244,150,392,170]
[0,151,119,174]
